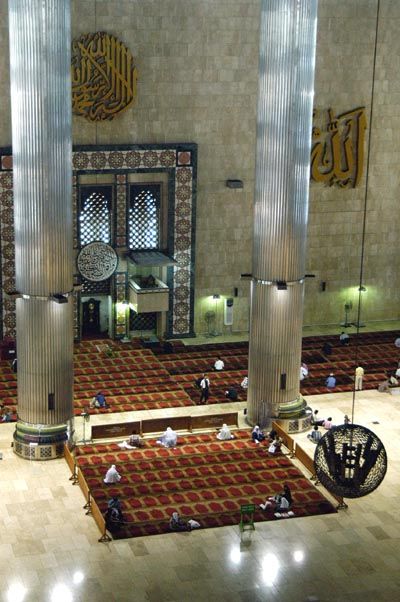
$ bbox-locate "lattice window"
[79,187,112,246]
[82,277,111,295]
[128,184,161,249]
[40,446,52,459]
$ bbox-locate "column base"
[13,421,68,461]
[246,395,310,431]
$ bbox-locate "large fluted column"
[247,0,318,427]
[8,0,73,459]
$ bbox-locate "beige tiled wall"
[0,0,398,335]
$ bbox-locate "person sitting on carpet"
[217,423,234,440]
[268,428,277,442]
[92,391,108,408]
[169,511,201,531]
[251,425,266,444]
[378,377,391,392]
[157,426,178,448]
[307,425,322,443]
[322,341,332,355]
[241,376,248,390]
[339,331,350,345]
[169,511,189,532]
[118,433,142,449]
[214,357,225,371]
[225,387,238,401]
[106,496,124,523]
[300,362,309,380]
[311,409,324,426]
[259,484,292,511]
[325,373,336,389]
[1,409,12,422]
[104,464,122,484]
[268,436,282,455]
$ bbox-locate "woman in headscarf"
[216,423,234,440]
[104,464,122,484]
[157,426,178,448]
[251,425,266,444]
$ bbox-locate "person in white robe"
[157,426,178,448]
[216,423,234,440]
[104,464,121,484]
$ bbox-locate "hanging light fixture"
[314,424,387,498]
[314,0,387,500]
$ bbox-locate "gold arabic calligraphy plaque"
[311,107,367,188]
[71,32,138,122]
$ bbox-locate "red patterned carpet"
[1,330,400,420]
[75,430,337,539]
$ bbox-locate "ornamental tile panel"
[0,143,197,339]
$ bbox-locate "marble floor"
[1,386,400,602]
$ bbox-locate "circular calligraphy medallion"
[77,242,118,282]
[314,424,387,499]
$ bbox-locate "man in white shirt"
[355,366,364,390]
[214,357,224,370]
[199,374,210,404]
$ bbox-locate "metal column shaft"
[8,0,73,452]
[247,0,318,427]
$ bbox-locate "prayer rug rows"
[74,430,337,539]
[2,330,400,420]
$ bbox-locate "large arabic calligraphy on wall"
[71,32,138,122]
[311,107,366,188]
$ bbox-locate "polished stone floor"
[0,385,399,602]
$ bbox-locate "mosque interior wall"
[0,0,398,338]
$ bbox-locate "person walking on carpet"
[199,374,210,404]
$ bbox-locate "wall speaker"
[226,179,244,189]
[280,373,287,390]
[234,287,238,297]
[320,281,326,292]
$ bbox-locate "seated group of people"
[251,425,282,454]
[307,410,354,442]
[259,483,292,513]
[169,511,200,532]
